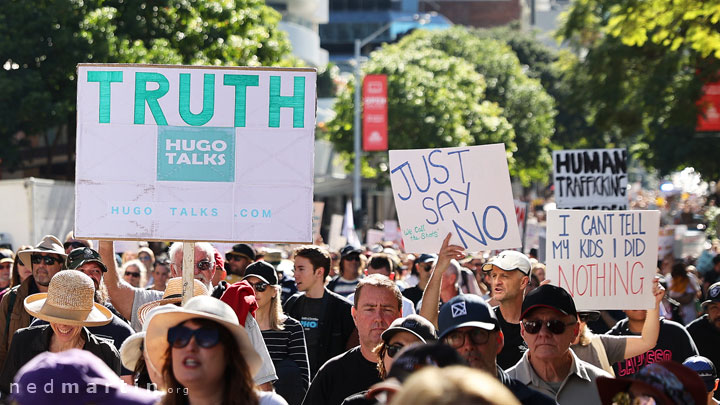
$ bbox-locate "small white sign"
[553,148,628,210]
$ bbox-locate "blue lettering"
[559,214,570,236]
[111,206,119,215]
[482,205,508,241]
[427,149,449,184]
[423,197,439,225]
[144,207,152,215]
[211,208,218,216]
[251,209,259,218]
[447,149,470,183]
[262,209,271,218]
[436,191,460,221]
[390,161,413,201]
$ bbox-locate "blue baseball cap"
[438,294,499,339]
[683,355,718,392]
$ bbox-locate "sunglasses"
[0,264,11,270]
[443,328,491,348]
[345,255,361,262]
[124,271,140,278]
[386,343,405,358]
[196,260,214,271]
[226,255,246,262]
[522,319,576,335]
[63,241,87,250]
[167,325,220,349]
[30,255,63,265]
[249,281,269,292]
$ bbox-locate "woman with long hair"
[145,295,287,405]
[244,261,309,405]
[10,245,33,288]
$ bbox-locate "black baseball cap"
[415,253,437,264]
[702,282,720,308]
[242,260,278,285]
[382,315,437,344]
[521,284,577,319]
[66,247,107,273]
[683,355,718,392]
[340,245,362,258]
[438,294,499,339]
[226,244,256,261]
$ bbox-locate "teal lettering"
[111,206,119,214]
[223,74,259,127]
[179,73,215,126]
[268,76,305,128]
[263,209,271,218]
[134,72,169,125]
[87,71,123,123]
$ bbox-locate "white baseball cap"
[481,250,531,275]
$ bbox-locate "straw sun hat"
[144,295,261,378]
[24,270,112,326]
[136,278,209,325]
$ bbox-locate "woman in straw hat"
[145,295,287,405]
[0,270,120,395]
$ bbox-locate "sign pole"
[182,241,195,305]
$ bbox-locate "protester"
[686,281,720,400]
[596,361,707,405]
[137,247,155,283]
[348,253,416,316]
[401,254,436,307]
[62,231,92,254]
[572,277,665,376]
[483,249,533,370]
[666,261,701,325]
[0,235,66,370]
[147,258,171,292]
[607,289,699,377]
[508,284,611,404]
[302,274,402,405]
[245,261,310,405]
[226,243,256,283]
[10,245,32,288]
[389,366,521,405]
[328,245,365,297]
[684,356,720,405]
[144,295,287,404]
[0,271,120,395]
[284,246,356,378]
[11,349,160,405]
[437,294,555,404]
[122,259,147,289]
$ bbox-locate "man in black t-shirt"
[607,309,698,377]
[687,282,720,400]
[302,275,402,405]
[482,250,532,369]
[284,246,356,378]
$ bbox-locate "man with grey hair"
[167,241,217,289]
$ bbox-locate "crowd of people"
[0,227,718,405]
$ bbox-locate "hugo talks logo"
[157,127,235,182]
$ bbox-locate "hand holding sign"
[389,144,521,253]
[435,233,466,274]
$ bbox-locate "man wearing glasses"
[0,235,66,370]
[507,284,610,404]
[224,243,256,283]
[437,294,554,405]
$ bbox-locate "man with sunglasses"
[63,231,92,255]
[0,235,66,370]
[508,284,611,405]
[224,243,256,283]
[437,294,554,405]
[328,245,364,297]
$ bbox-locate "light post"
[352,14,433,213]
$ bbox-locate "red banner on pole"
[697,80,720,132]
[363,74,388,151]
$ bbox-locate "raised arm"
[98,240,137,320]
[419,233,465,328]
[623,276,664,359]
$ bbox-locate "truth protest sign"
[389,144,521,253]
[553,148,628,210]
[75,64,316,243]
[546,209,660,310]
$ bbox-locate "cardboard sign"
[553,149,628,210]
[546,210,660,310]
[362,74,388,151]
[389,144,521,253]
[75,64,317,243]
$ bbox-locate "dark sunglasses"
[345,255,361,262]
[419,263,433,272]
[444,328,491,348]
[124,271,140,278]
[167,325,220,349]
[196,260,214,271]
[63,241,87,250]
[250,281,269,292]
[386,343,405,358]
[30,255,63,265]
[226,255,246,262]
[0,264,11,269]
[522,319,576,335]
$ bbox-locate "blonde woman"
[244,261,309,405]
[121,259,147,288]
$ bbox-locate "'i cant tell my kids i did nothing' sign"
[75,64,316,243]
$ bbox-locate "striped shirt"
[261,316,310,404]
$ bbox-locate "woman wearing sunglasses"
[342,315,437,405]
[122,259,148,288]
[145,295,288,405]
[243,261,310,405]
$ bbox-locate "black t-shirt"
[494,306,526,370]
[291,296,323,375]
[607,317,698,377]
[302,346,381,405]
[686,314,720,399]
[402,286,423,306]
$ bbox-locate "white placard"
[366,229,384,246]
[389,144,521,253]
[75,64,317,243]
[546,210,659,310]
[328,214,346,251]
[553,148,628,210]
